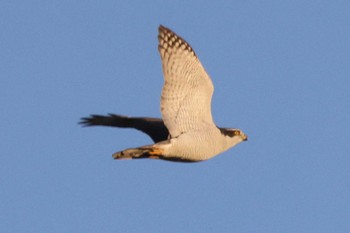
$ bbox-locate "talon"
[112,151,131,160]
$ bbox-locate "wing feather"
[158,25,215,137]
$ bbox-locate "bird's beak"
[242,134,248,141]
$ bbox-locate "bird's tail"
[112,145,164,160]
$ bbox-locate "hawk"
[80,25,247,162]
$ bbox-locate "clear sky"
[1,1,350,232]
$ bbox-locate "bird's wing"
[158,25,215,138]
[79,114,169,143]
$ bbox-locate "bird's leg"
[112,146,164,160]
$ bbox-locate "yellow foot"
[149,148,163,156]
[112,146,164,160]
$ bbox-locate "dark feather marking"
[79,114,169,143]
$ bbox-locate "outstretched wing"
[158,25,215,138]
[79,114,169,143]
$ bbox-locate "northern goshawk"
[80,25,247,162]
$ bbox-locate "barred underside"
[158,25,215,138]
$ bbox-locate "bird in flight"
[80,25,247,162]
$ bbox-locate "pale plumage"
[158,25,214,137]
[80,25,247,162]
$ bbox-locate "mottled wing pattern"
[158,25,215,138]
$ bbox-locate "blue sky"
[1,1,350,232]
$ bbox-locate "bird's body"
[153,127,244,161]
[80,25,247,162]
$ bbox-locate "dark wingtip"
[78,117,92,127]
[78,114,100,127]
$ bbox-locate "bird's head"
[219,128,248,149]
